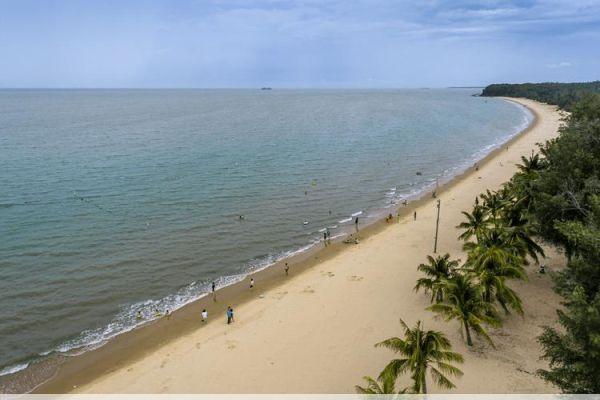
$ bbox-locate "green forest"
[481,81,600,110]
[487,83,600,392]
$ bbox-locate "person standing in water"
[212,281,216,293]
[355,216,359,231]
[323,231,328,246]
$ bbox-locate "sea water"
[0,89,531,386]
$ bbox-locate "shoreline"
[5,97,557,394]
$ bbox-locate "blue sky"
[1,0,599,88]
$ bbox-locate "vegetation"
[374,319,463,394]
[428,273,500,346]
[481,81,600,110]
[487,84,600,393]
[355,373,399,394]
[414,254,459,303]
[360,82,600,394]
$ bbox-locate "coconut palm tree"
[504,225,545,264]
[376,319,463,394]
[463,228,527,314]
[414,254,460,303]
[457,205,490,241]
[480,189,509,223]
[428,273,500,347]
[516,153,544,175]
[355,373,400,394]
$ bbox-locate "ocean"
[0,89,531,388]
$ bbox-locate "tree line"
[356,83,600,394]
[481,81,600,111]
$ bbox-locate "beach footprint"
[347,275,363,282]
[320,271,335,278]
[302,286,315,294]
[226,340,237,350]
[273,291,288,300]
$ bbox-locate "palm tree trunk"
[464,321,473,346]
[422,375,427,394]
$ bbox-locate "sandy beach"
[36,98,564,394]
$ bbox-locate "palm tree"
[504,225,545,264]
[376,319,463,394]
[414,254,460,303]
[516,153,544,175]
[463,228,527,314]
[480,189,509,223]
[355,373,399,394]
[456,205,490,241]
[428,273,500,347]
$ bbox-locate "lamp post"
[434,199,441,253]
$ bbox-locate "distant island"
[260,87,272,90]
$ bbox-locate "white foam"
[338,217,352,224]
[351,211,363,217]
[39,239,323,360]
[0,362,29,377]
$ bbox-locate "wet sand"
[34,98,564,394]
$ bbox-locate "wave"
[0,362,29,377]
[28,239,322,366]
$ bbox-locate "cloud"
[1,0,599,87]
[547,61,573,68]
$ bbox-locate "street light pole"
[434,199,441,253]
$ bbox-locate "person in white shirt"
[201,309,208,322]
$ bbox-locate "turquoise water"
[0,89,531,381]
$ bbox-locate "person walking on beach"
[250,278,254,289]
[284,262,289,275]
[226,306,234,324]
[413,211,417,221]
[355,216,359,231]
[201,309,208,322]
[212,281,216,293]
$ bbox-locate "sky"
[1,0,599,88]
